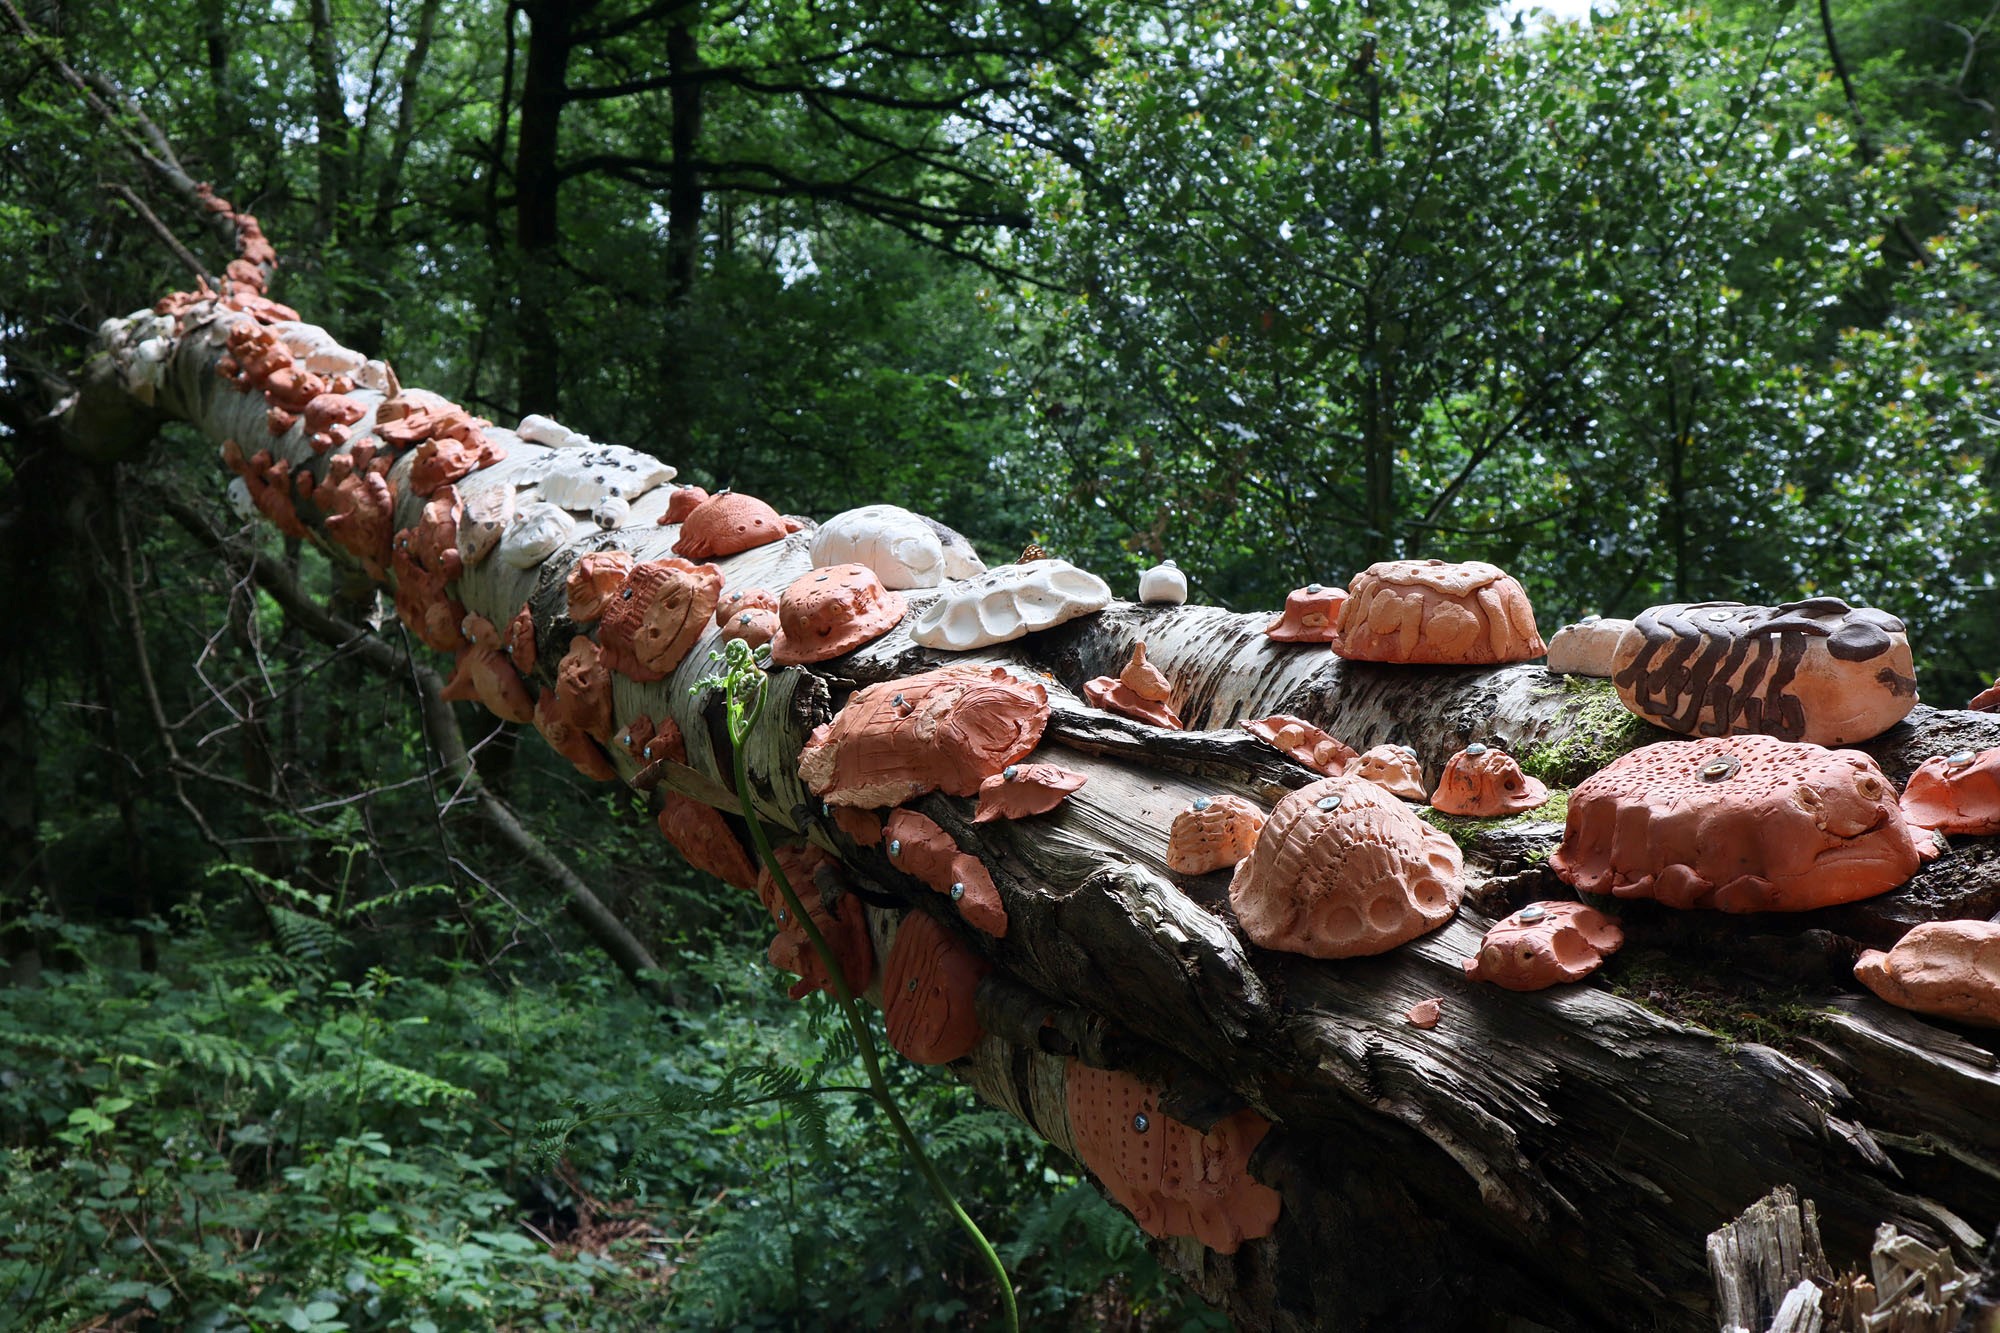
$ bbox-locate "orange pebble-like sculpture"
[660,485,710,524]
[882,911,991,1065]
[1165,796,1266,875]
[973,762,1087,822]
[1899,748,2000,836]
[597,557,725,682]
[758,844,874,1001]
[1064,1061,1282,1255]
[768,563,907,666]
[672,491,801,560]
[646,717,758,891]
[1550,735,1923,912]
[565,552,637,623]
[1463,902,1624,991]
[714,586,778,626]
[882,808,1009,937]
[1265,583,1347,644]
[1242,715,1356,776]
[1853,920,2000,1029]
[532,688,618,781]
[1335,559,1545,664]
[554,636,614,742]
[1228,775,1464,958]
[1350,744,1427,801]
[799,665,1048,808]
[1430,744,1548,817]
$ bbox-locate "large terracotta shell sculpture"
[1166,796,1266,875]
[1430,744,1548,817]
[1228,775,1464,958]
[809,504,958,590]
[906,559,1111,650]
[1463,902,1624,991]
[758,844,874,1002]
[1064,1061,1282,1255]
[1610,598,1917,746]
[769,564,907,665]
[1545,615,1631,678]
[882,910,992,1065]
[673,491,801,560]
[1900,748,2000,836]
[1853,920,2000,1029]
[1334,560,1545,664]
[799,665,1049,808]
[1265,583,1346,644]
[1550,735,1923,912]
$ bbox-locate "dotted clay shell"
[769,563,907,666]
[673,491,800,560]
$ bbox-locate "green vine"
[696,638,1020,1331]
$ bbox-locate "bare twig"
[104,182,214,285]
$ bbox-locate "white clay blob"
[497,501,576,570]
[1139,561,1188,605]
[921,516,986,579]
[1545,616,1632,678]
[458,483,515,567]
[591,495,630,530]
[516,414,579,447]
[226,476,258,523]
[354,360,395,393]
[809,504,948,589]
[908,559,1112,649]
[269,321,368,376]
[524,445,675,510]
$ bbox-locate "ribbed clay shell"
[1335,559,1544,664]
[906,559,1110,650]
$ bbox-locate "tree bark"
[512,0,575,417]
[64,281,2000,1332]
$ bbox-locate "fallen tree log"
[57,216,2000,1332]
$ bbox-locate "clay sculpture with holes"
[768,564,907,666]
[906,559,1111,650]
[1430,744,1548,817]
[1350,744,1427,801]
[1463,902,1624,991]
[1166,796,1266,875]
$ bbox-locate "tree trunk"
[513,0,573,417]
[66,276,2000,1333]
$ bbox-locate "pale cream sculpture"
[1138,561,1188,605]
[497,501,576,570]
[907,559,1112,650]
[809,504,954,590]
[1545,615,1632,678]
[456,482,514,567]
[525,444,675,512]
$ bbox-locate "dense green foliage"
[6,0,2000,1325]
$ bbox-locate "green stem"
[727,670,1018,1333]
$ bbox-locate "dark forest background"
[3,0,1999,1327]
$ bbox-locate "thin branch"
[104,182,214,285]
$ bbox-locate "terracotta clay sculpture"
[1165,796,1266,875]
[303,391,366,453]
[882,910,991,1065]
[1138,561,1188,606]
[830,805,884,847]
[715,586,778,626]
[1350,744,1428,801]
[1550,735,1924,912]
[439,615,535,723]
[1430,744,1549,817]
[456,483,514,567]
[758,844,874,1001]
[529,445,675,511]
[768,564,907,666]
[1264,583,1346,644]
[597,557,725,682]
[270,321,368,377]
[906,559,1112,650]
[808,504,953,590]
[506,603,538,674]
[1064,1061,1282,1255]
[645,717,759,890]
[321,451,397,579]
[1900,748,2000,836]
[1083,643,1184,729]
[1228,775,1465,958]
[799,665,1049,807]
[553,636,615,742]
[660,485,710,524]
[882,808,1010,937]
[565,552,639,624]
[1853,920,2000,1029]
[374,390,479,450]
[532,688,618,781]
[1405,998,1443,1029]
[1463,902,1624,991]
[1545,615,1632,678]
[1610,598,1917,746]
[718,607,779,651]
[616,713,657,765]
[390,530,467,655]
[408,430,508,497]
[673,491,801,560]
[1242,715,1356,776]
[1335,560,1546,664]
[973,763,1087,823]
[497,502,576,570]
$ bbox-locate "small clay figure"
[768,564,907,665]
[1430,744,1548,817]
[1463,902,1624,991]
[1165,796,1265,875]
[1265,584,1346,644]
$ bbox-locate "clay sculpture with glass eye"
[1545,615,1632,678]
[809,504,958,590]
[1166,796,1266,875]
[906,559,1111,650]
[1853,920,2000,1028]
[525,444,675,513]
[1463,902,1624,991]
[799,665,1049,807]
[768,563,907,665]
[974,762,1088,822]
[597,557,725,681]
[1550,734,1924,912]
[1430,744,1548,817]
[1899,748,2000,836]
[882,808,1009,937]
[882,910,991,1065]
[758,844,874,1002]
[1063,1061,1282,1255]
[1084,642,1183,729]
[1610,598,1917,746]
[1264,584,1346,644]
[1335,559,1545,664]
[1228,775,1464,958]
[1242,715,1356,776]
[1350,744,1427,801]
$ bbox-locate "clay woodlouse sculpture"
[1901,748,2000,836]
[1265,583,1347,644]
[882,910,992,1065]
[596,557,725,682]
[881,808,1009,937]
[1610,598,1917,746]
[1335,559,1545,664]
[973,762,1087,822]
[1853,920,2000,1029]
[1229,774,1465,959]
[906,559,1111,650]
[673,491,801,560]
[1350,744,1428,802]
[769,564,907,666]
[758,843,875,1001]
[1545,615,1632,678]
[1242,715,1356,776]
[1550,734,1927,912]
[528,444,675,513]
[799,665,1049,808]
[1166,796,1266,875]
[809,504,967,590]
[1063,1061,1283,1255]
[1463,902,1625,992]
[1084,642,1183,729]
[1430,743,1548,817]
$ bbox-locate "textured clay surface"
[769,563,907,666]
[553,636,615,742]
[808,504,951,590]
[1853,919,2000,1029]
[798,665,1049,808]
[597,557,724,681]
[973,762,1087,823]
[882,808,1010,937]
[564,552,637,624]
[1545,616,1632,678]
[758,844,875,1001]
[641,717,758,891]
[661,485,709,524]
[1264,584,1347,644]
[1611,598,1918,746]
[1334,560,1545,664]
[1430,745,1548,817]
[1900,748,2000,835]
[715,586,779,626]
[906,559,1112,650]
[1350,744,1428,801]
[1166,796,1267,875]
[532,688,617,781]
[1462,901,1624,991]
[1229,775,1464,958]
[882,910,991,1065]
[1242,715,1356,776]
[672,491,800,560]
[1064,1061,1283,1255]
[1083,674,1183,729]
[1551,734,1923,912]
[440,615,534,723]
